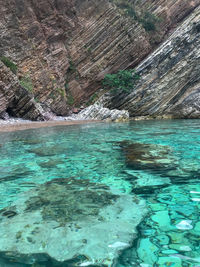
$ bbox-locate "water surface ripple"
[0,120,200,266]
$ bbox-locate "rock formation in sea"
[0,0,200,120]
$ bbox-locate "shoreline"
[0,120,101,132]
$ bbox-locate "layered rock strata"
[76,104,129,121]
[0,62,46,120]
[104,6,200,119]
[0,0,199,119]
[66,0,200,105]
[66,96,129,121]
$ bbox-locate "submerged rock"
[131,184,167,196]
[157,256,182,267]
[38,159,64,169]
[137,238,159,265]
[120,141,176,171]
[0,165,34,183]
[176,220,193,230]
[28,145,66,157]
[0,178,146,266]
[151,210,172,231]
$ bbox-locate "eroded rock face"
[0,0,199,119]
[0,0,77,117]
[0,62,47,121]
[0,178,146,266]
[105,6,200,119]
[67,0,200,105]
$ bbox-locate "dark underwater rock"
[132,184,168,196]
[0,166,34,183]
[28,145,66,157]
[38,159,64,168]
[25,178,119,224]
[120,141,177,171]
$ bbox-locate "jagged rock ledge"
[66,97,129,122]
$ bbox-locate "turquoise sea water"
[0,120,200,266]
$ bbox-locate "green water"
[0,120,200,266]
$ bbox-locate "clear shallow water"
[0,120,200,266]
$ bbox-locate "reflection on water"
[0,120,200,266]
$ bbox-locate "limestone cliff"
[104,5,200,119]
[0,0,199,120]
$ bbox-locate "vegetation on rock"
[111,0,160,31]
[56,87,66,99]
[0,56,18,74]
[102,69,140,94]
[19,75,33,92]
[141,12,160,31]
[86,92,99,106]
[68,59,77,73]
[67,92,75,106]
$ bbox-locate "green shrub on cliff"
[141,12,160,31]
[102,69,140,94]
[0,56,18,74]
[19,75,33,92]
[67,92,75,106]
[111,0,160,32]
